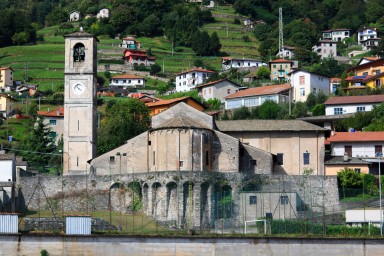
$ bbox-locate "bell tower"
[63,31,98,175]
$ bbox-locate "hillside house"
[146,96,205,116]
[37,107,64,143]
[290,70,330,102]
[324,95,384,116]
[196,79,242,102]
[243,70,258,83]
[69,11,81,21]
[330,78,341,94]
[175,68,216,92]
[312,40,337,59]
[322,29,350,42]
[121,36,141,49]
[326,131,384,174]
[0,94,16,118]
[224,83,291,110]
[123,49,155,67]
[96,8,110,19]
[221,57,266,71]
[110,74,146,89]
[358,27,380,50]
[324,155,371,175]
[0,67,13,91]
[269,59,294,82]
[15,84,38,96]
[356,57,380,66]
[276,46,296,59]
[344,58,384,90]
[216,119,329,175]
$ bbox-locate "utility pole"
[279,7,284,59]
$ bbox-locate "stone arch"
[165,182,178,221]
[142,183,149,215]
[151,182,162,217]
[126,181,142,213]
[214,181,233,220]
[73,43,85,62]
[109,182,126,213]
[200,182,211,227]
[182,181,194,227]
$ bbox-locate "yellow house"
[345,58,384,90]
[269,58,294,82]
[0,67,13,89]
[0,94,17,118]
[146,96,205,116]
[324,155,371,176]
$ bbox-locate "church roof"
[152,116,211,130]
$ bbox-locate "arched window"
[73,43,85,62]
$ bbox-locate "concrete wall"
[0,235,382,256]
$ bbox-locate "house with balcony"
[326,131,384,174]
[221,57,266,71]
[358,27,380,51]
[312,40,337,59]
[290,70,330,102]
[344,58,384,90]
[175,67,216,92]
[324,95,384,116]
[195,79,242,102]
[0,94,16,118]
[121,36,141,49]
[269,59,294,82]
[224,83,291,110]
[276,46,296,59]
[37,107,64,143]
[322,29,350,42]
[123,48,155,67]
[0,67,13,91]
[110,74,146,89]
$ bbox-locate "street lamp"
[376,152,383,236]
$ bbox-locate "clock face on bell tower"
[63,31,98,175]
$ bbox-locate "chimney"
[343,152,349,162]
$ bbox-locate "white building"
[121,36,140,49]
[346,209,383,227]
[110,74,146,88]
[175,68,216,92]
[221,57,266,71]
[69,11,81,21]
[225,83,291,110]
[324,95,384,116]
[195,79,242,102]
[312,40,337,59]
[358,28,378,45]
[276,46,295,59]
[322,29,350,42]
[96,8,110,19]
[0,153,15,182]
[290,70,330,102]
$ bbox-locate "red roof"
[269,58,293,63]
[195,79,241,89]
[330,78,341,83]
[225,83,291,99]
[324,95,384,105]
[37,107,64,117]
[175,68,216,76]
[326,132,384,143]
[0,67,13,71]
[111,74,143,79]
[146,96,190,107]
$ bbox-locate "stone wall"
[18,172,340,229]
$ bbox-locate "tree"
[258,100,280,119]
[232,106,251,120]
[110,6,133,33]
[139,14,161,36]
[206,98,222,110]
[150,64,161,75]
[45,8,67,26]
[19,118,56,171]
[292,102,308,118]
[97,99,150,155]
[256,66,270,79]
[311,104,325,116]
[210,32,222,55]
[12,32,28,45]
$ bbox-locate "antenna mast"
[279,7,284,59]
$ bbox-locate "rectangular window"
[280,195,289,205]
[354,168,361,173]
[250,159,257,165]
[299,76,305,85]
[303,152,310,165]
[123,80,126,83]
[249,196,257,205]
[375,145,382,154]
[49,119,57,126]
[345,145,352,157]
[227,89,231,94]
[109,156,115,162]
[363,72,368,76]
[376,79,381,87]
[334,107,343,115]
[300,88,305,96]
[277,153,284,165]
[357,106,365,112]
[153,151,156,166]
[49,131,56,139]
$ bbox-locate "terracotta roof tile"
[111,74,143,79]
[216,120,328,132]
[324,95,384,105]
[37,107,64,117]
[225,83,291,99]
[175,67,216,76]
[146,96,190,107]
[195,79,241,89]
[269,58,293,63]
[326,132,384,143]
